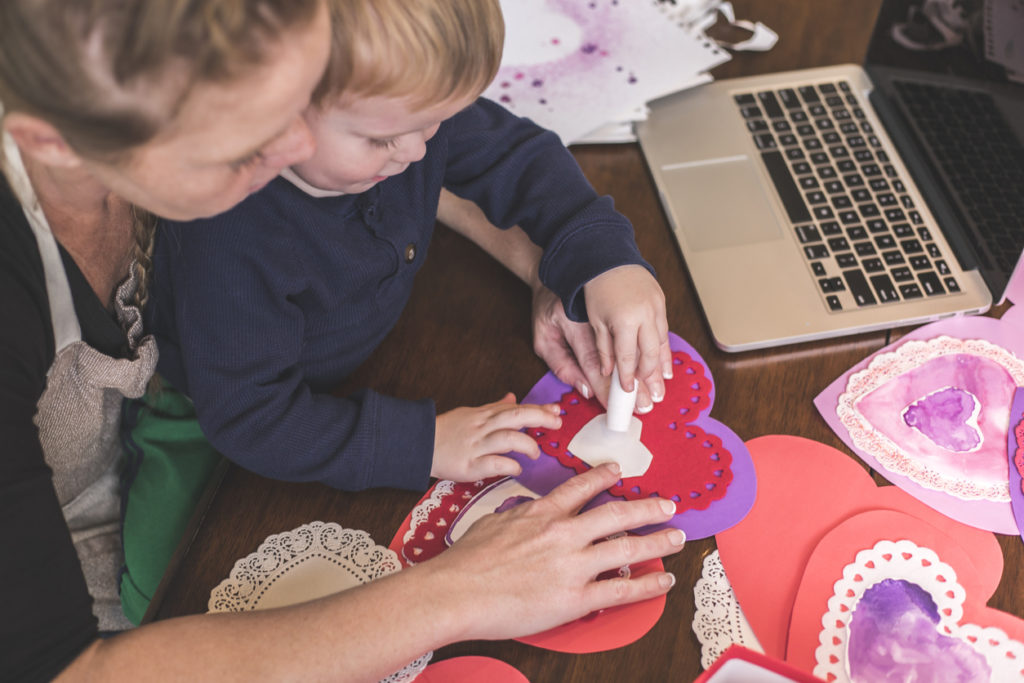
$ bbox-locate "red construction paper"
[715,435,999,660]
[531,350,730,509]
[391,478,502,565]
[418,656,528,682]
[786,509,1021,677]
[389,479,666,653]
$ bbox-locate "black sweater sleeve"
[0,178,98,682]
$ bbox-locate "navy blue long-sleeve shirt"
[148,98,650,492]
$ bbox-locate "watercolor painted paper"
[484,0,729,143]
[815,305,1024,533]
[785,510,1024,681]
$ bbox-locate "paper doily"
[692,550,762,670]
[815,539,1024,682]
[209,521,431,682]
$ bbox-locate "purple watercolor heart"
[848,579,990,682]
[903,387,982,452]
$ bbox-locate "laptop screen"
[866,0,1023,86]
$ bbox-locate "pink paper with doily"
[786,510,1024,681]
[715,435,999,661]
[815,305,1024,533]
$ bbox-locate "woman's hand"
[422,462,685,641]
[431,393,562,481]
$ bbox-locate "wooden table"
[150,0,1024,679]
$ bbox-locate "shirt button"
[404,243,417,263]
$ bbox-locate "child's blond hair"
[314,0,504,108]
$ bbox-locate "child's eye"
[369,137,399,150]
[229,150,265,172]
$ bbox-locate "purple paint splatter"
[903,387,982,452]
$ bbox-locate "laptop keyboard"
[892,80,1024,278]
[734,81,959,312]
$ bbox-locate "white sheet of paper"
[485,0,730,144]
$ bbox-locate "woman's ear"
[3,112,84,168]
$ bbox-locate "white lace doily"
[814,539,1024,682]
[692,550,763,670]
[402,480,457,545]
[837,336,1024,501]
[208,521,431,682]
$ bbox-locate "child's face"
[291,92,476,194]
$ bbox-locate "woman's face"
[85,2,331,221]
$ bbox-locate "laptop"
[636,0,1024,352]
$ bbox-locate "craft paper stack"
[484,0,774,145]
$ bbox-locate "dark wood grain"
[148,1,1024,680]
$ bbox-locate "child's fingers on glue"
[489,401,562,431]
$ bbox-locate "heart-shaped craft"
[815,310,1024,534]
[786,509,1024,681]
[1008,389,1024,545]
[417,656,528,683]
[388,477,666,654]
[514,332,755,540]
[715,435,1001,660]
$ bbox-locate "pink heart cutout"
[787,509,1024,679]
[716,435,1002,660]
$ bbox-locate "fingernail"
[658,499,676,515]
[663,368,673,380]
[659,573,676,589]
[668,529,686,546]
[578,383,591,399]
[607,462,621,476]
[651,389,664,403]
[636,402,653,415]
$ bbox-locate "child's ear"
[3,112,84,168]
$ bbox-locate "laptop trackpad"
[661,157,783,252]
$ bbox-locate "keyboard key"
[761,151,812,223]
[901,238,924,254]
[828,236,850,251]
[867,219,888,233]
[893,223,914,238]
[838,210,859,224]
[836,253,858,268]
[917,227,933,241]
[778,88,801,109]
[883,250,905,265]
[779,133,799,146]
[799,176,819,189]
[799,85,821,103]
[807,190,827,204]
[843,269,877,305]
[818,166,838,179]
[875,234,897,249]
[773,120,792,132]
[847,226,868,240]
[795,225,821,243]
[821,221,843,236]
[863,257,885,273]
[936,260,951,275]
[918,271,946,296]
[832,195,853,209]
[826,295,842,310]
[819,277,844,293]
[900,282,924,299]
[805,244,829,259]
[870,274,899,302]
[734,93,756,105]
[793,161,813,175]
[814,206,836,220]
[944,277,960,292]
[786,147,806,160]
[909,255,931,270]
[740,105,762,118]
[811,261,826,276]
[854,242,877,256]
[758,91,785,118]
[852,188,872,203]
[754,133,777,149]
[869,178,890,191]
[747,119,769,132]
[892,267,914,281]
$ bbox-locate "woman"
[0,1,682,680]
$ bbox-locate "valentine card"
[786,510,1024,682]
[715,435,1000,660]
[1009,389,1024,544]
[513,332,755,540]
[814,304,1024,533]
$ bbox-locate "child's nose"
[260,116,317,170]
[392,133,428,164]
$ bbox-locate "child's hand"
[431,393,562,482]
[582,265,672,411]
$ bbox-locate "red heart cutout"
[787,509,1024,679]
[531,350,731,508]
[716,435,1002,660]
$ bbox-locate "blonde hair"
[314,0,504,108]
[0,0,321,161]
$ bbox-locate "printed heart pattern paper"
[815,308,1024,533]
[514,332,755,540]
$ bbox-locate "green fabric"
[119,382,221,624]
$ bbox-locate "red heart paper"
[715,435,1001,660]
[417,656,528,682]
[787,509,1024,680]
[531,350,731,508]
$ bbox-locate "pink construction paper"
[715,435,998,660]
[419,656,528,682]
[814,309,1024,534]
[388,480,666,654]
[786,509,1021,677]
[1008,389,1024,544]
[512,332,756,540]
